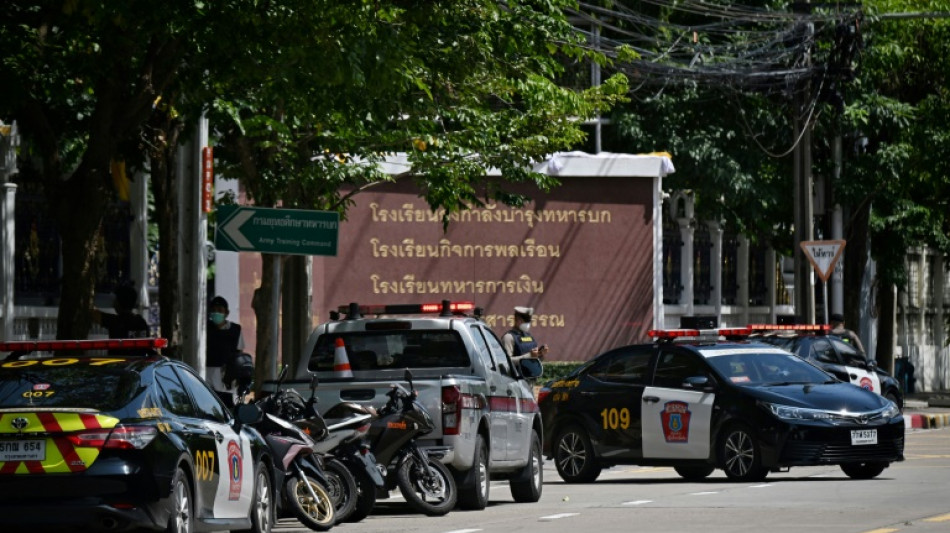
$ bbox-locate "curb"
[905,413,950,430]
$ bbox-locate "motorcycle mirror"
[310,374,319,391]
[404,368,414,391]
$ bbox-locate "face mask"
[210,312,226,326]
[518,322,531,333]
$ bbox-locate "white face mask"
[518,322,531,333]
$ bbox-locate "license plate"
[851,429,877,446]
[0,439,47,461]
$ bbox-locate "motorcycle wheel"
[324,458,358,522]
[284,473,336,531]
[344,469,377,523]
[396,455,457,516]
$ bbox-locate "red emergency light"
[747,324,830,334]
[0,338,168,352]
[337,301,475,317]
[648,327,751,340]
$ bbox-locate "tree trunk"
[252,254,283,390]
[844,201,870,336]
[876,283,896,375]
[53,166,109,339]
[147,119,185,357]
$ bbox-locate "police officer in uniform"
[206,296,245,407]
[502,306,549,364]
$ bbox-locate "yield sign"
[800,240,846,282]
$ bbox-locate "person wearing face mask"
[206,295,245,407]
[502,306,548,365]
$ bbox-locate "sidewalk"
[903,392,950,430]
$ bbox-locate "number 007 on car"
[851,430,877,446]
[0,439,46,461]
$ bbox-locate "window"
[588,349,653,385]
[831,338,867,367]
[155,366,197,418]
[175,366,230,423]
[308,330,471,373]
[810,339,840,365]
[653,351,707,389]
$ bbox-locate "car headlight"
[881,401,901,419]
[761,402,838,421]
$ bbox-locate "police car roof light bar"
[0,338,169,353]
[648,327,752,341]
[337,301,476,318]
[747,324,830,334]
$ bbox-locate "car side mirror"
[233,402,263,432]
[519,358,543,379]
[683,375,714,391]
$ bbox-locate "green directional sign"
[214,205,339,256]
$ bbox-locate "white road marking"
[622,500,653,505]
[540,513,580,521]
[749,483,772,488]
[444,530,483,533]
[691,491,719,495]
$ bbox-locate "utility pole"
[793,12,816,324]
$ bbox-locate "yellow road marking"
[923,513,950,522]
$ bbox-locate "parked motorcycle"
[361,369,458,516]
[250,367,337,531]
[299,376,385,523]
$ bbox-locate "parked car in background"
[748,324,904,409]
[539,326,904,484]
[0,338,275,533]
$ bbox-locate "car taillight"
[536,387,552,404]
[442,385,461,436]
[68,425,158,450]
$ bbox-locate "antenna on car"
[345,302,362,320]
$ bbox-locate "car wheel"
[236,462,274,533]
[554,425,601,483]
[674,465,715,481]
[717,423,768,482]
[458,434,490,510]
[840,461,888,480]
[166,468,193,533]
[510,431,543,502]
[884,391,902,411]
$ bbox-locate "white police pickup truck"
[267,300,544,510]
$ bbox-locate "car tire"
[510,431,543,502]
[840,461,888,480]
[884,391,902,411]
[554,425,601,483]
[236,462,274,533]
[674,465,715,481]
[166,467,193,533]
[717,423,768,482]
[458,434,490,510]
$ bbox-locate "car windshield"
[0,360,142,410]
[308,330,471,373]
[701,348,834,386]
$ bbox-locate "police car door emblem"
[11,417,28,431]
[661,401,692,443]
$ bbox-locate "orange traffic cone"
[333,338,353,378]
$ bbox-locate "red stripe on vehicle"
[24,461,45,474]
[37,412,62,432]
[0,461,20,474]
[80,413,102,430]
[52,436,86,473]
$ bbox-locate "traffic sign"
[214,205,339,256]
[800,240,846,282]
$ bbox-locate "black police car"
[0,339,275,533]
[748,324,904,409]
[539,327,904,483]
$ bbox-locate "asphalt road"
[273,426,950,533]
